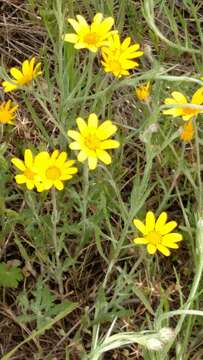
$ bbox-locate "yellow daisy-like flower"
[101,34,144,78]
[133,211,183,256]
[163,88,203,121]
[2,57,42,92]
[135,81,151,102]
[180,120,194,142]
[11,149,40,190]
[63,13,116,53]
[34,150,78,192]
[0,100,18,125]
[68,113,120,170]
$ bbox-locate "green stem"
[51,187,63,295]
[81,163,89,247]
[194,122,202,213]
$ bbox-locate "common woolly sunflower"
[2,58,42,92]
[163,88,203,121]
[0,100,18,125]
[63,13,116,53]
[101,34,143,78]
[68,113,120,170]
[133,211,183,256]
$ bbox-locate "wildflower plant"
[68,113,120,170]
[1,4,203,360]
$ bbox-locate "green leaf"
[0,262,23,288]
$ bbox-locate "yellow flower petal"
[133,219,146,235]
[12,158,26,171]
[22,60,29,76]
[133,237,149,244]
[145,211,155,232]
[15,174,26,184]
[10,67,22,80]
[159,221,177,235]
[88,156,97,170]
[88,113,98,129]
[155,212,167,231]
[161,241,179,249]
[54,180,64,191]
[26,180,35,190]
[96,149,111,164]
[24,149,33,168]
[97,120,117,140]
[57,152,67,164]
[63,33,78,43]
[100,139,120,149]
[157,244,170,256]
[147,244,157,254]
[76,117,88,136]
[162,233,183,243]
[78,150,87,162]
[171,91,187,103]
[69,141,81,150]
[191,86,203,104]
[2,81,18,92]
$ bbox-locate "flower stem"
[194,122,202,213]
[81,163,89,247]
[51,187,63,295]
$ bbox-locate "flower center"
[24,168,36,180]
[84,32,98,45]
[182,106,199,115]
[145,231,162,246]
[0,110,11,123]
[46,166,61,180]
[84,134,100,151]
[109,60,122,74]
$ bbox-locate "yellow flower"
[2,58,42,92]
[163,88,203,121]
[101,34,143,78]
[133,211,183,256]
[0,100,18,125]
[34,150,78,192]
[68,113,120,170]
[63,13,116,53]
[135,82,150,102]
[180,120,194,142]
[11,149,40,190]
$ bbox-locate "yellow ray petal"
[133,219,146,235]
[133,237,148,244]
[159,221,177,235]
[12,158,26,171]
[145,211,155,232]
[155,212,167,231]
[88,156,97,170]
[96,149,111,164]
[162,233,183,243]
[157,244,170,256]
[147,244,157,254]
